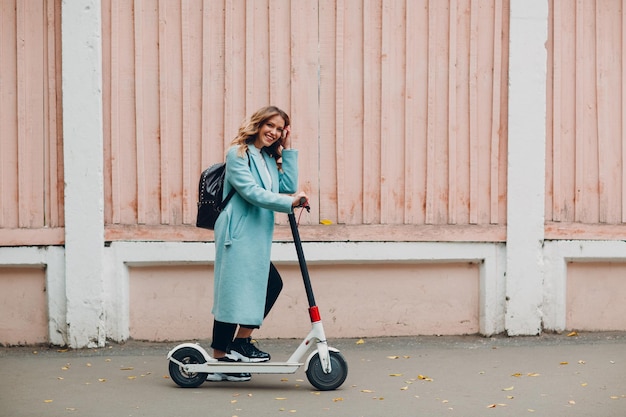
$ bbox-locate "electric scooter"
[166,202,348,391]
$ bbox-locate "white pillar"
[505,0,548,335]
[62,0,105,348]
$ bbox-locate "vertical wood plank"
[134,0,146,224]
[318,0,338,224]
[551,0,561,222]
[44,0,56,227]
[0,0,18,227]
[16,0,26,227]
[362,0,382,224]
[406,0,429,225]
[490,0,502,224]
[380,0,406,224]
[404,0,425,225]
[17,0,45,228]
[246,0,270,111]
[574,0,585,222]
[595,1,607,223]
[0,0,5,225]
[224,0,246,138]
[468,0,479,224]
[290,0,320,224]
[181,0,192,223]
[595,0,621,224]
[158,0,170,223]
[269,0,291,109]
[346,0,365,224]
[448,0,458,225]
[425,0,437,224]
[110,0,122,224]
[16,0,28,227]
[623,0,626,222]
[335,0,346,223]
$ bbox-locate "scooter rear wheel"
[306,350,348,391]
[168,347,208,388]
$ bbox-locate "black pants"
[211,262,283,352]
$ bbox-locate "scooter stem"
[287,211,317,308]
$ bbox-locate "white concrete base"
[5,239,626,346]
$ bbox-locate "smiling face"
[253,115,286,149]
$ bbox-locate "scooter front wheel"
[168,347,208,388]
[306,350,348,391]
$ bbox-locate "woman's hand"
[292,191,308,207]
[281,126,291,149]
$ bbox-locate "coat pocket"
[231,211,248,239]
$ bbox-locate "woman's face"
[253,115,285,149]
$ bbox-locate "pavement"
[0,332,625,417]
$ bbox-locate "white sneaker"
[205,356,251,382]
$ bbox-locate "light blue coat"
[212,145,298,326]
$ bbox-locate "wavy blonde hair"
[231,106,290,164]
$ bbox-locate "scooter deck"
[178,361,303,375]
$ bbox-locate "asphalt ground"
[1,332,625,417]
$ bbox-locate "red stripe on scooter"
[309,306,321,322]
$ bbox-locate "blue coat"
[212,145,298,325]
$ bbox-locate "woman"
[208,106,308,382]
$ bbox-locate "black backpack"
[196,163,236,230]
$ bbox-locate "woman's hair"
[230,106,290,162]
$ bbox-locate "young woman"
[208,106,308,382]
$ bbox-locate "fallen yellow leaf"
[120,367,134,371]
[567,331,578,337]
[527,373,540,377]
[417,374,433,381]
[333,397,343,402]
[511,373,522,377]
[502,386,515,391]
[400,386,409,391]
[387,356,400,359]
[44,400,53,403]
[389,373,403,377]
[98,379,106,382]
[356,339,365,345]
[568,400,576,405]
[361,389,374,393]
[275,397,287,400]
[320,219,333,225]
[560,362,569,365]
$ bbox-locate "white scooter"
[166,203,348,391]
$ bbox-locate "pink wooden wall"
[0,0,64,245]
[6,1,626,246]
[100,0,510,243]
[546,0,626,239]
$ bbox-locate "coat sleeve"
[278,149,298,194]
[226,147,294,213]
